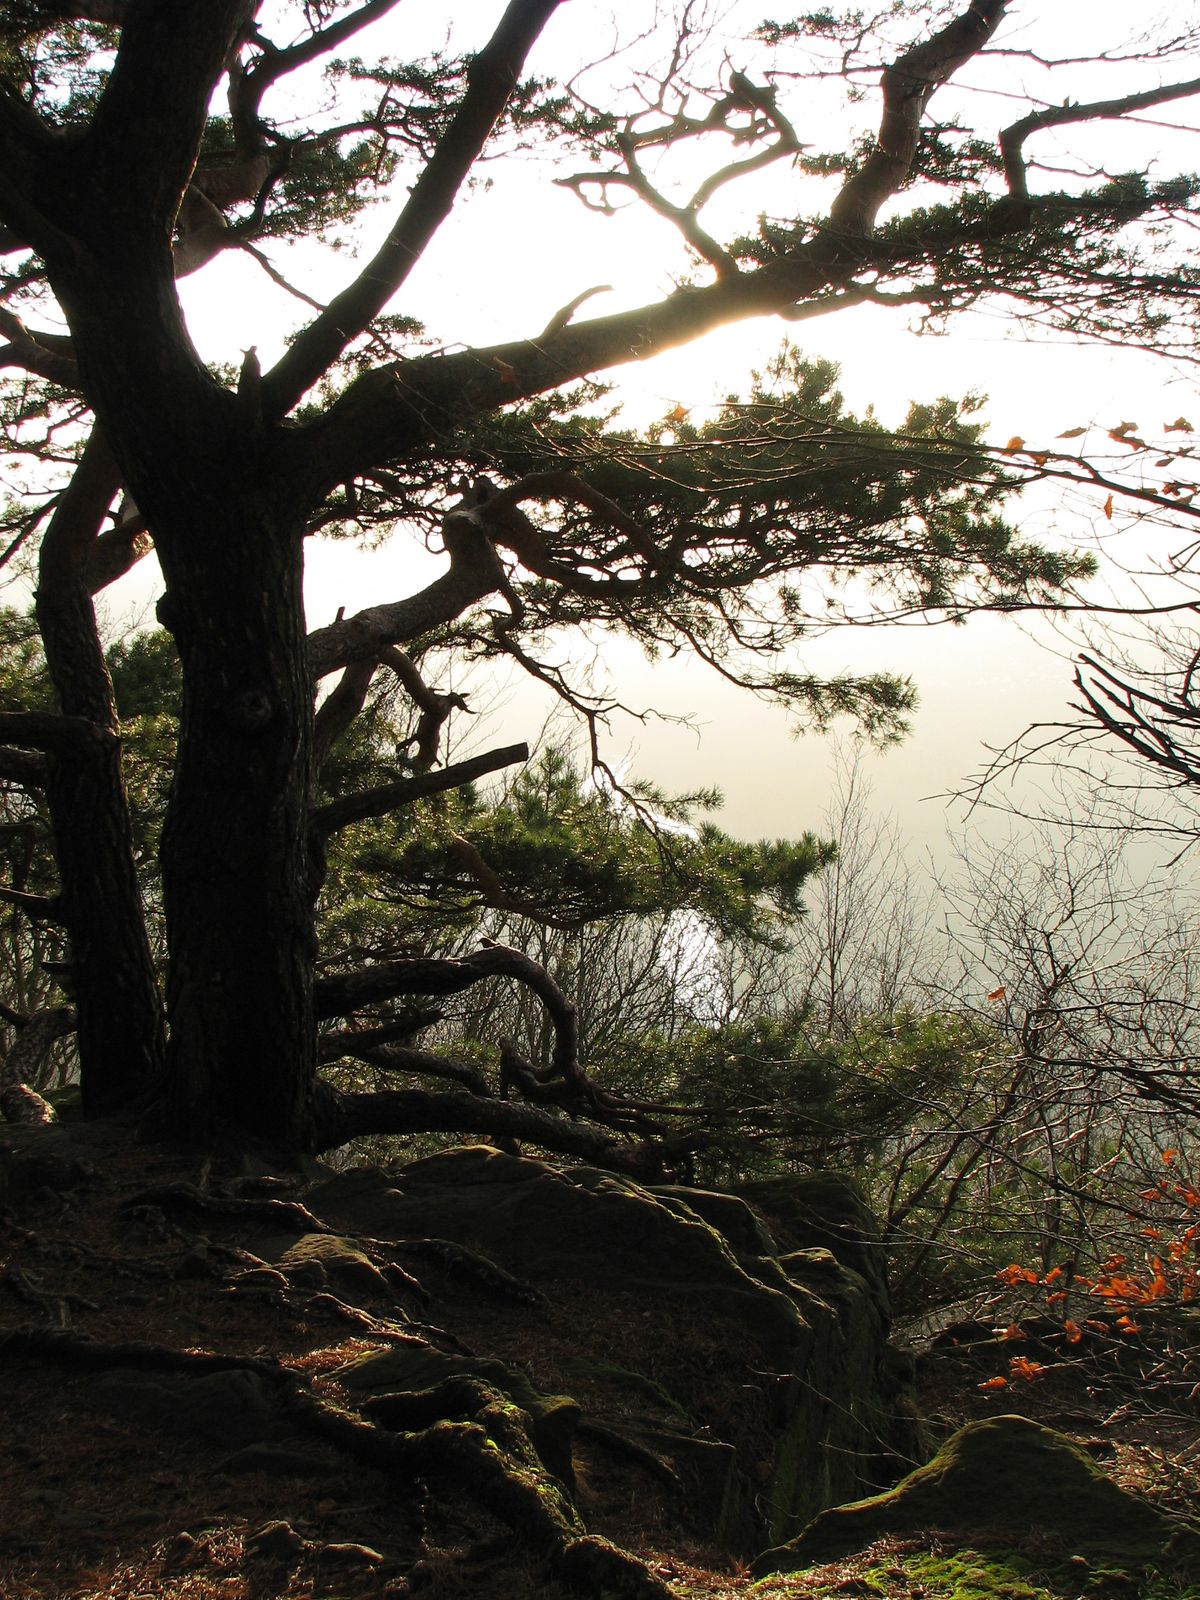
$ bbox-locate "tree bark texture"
[154,471,319,1147]
[36,435,166,1115]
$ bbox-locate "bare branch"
[312,660,377,775]
[262,0,564,418]
[237,0,406,107]
[1001,77,1200,201]
[557,70,803,281]
[0,711,115,754]
[0,748,47,787]
[311,741,529,838]
[333,1042,491,1096]
[0,884,63,921]
[379,645,471,772]
[318,1011,442,1061]
[0,307,79,388]
[307,484,511,678]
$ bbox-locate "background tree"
[0,0,1197,1158]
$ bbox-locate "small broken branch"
[539,284,612,339]
[0,711,116,754]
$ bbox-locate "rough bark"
[154,475,319,1147]
[35,432,165,1115]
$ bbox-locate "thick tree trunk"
[154,480,318,1148]
[47,257,322,1147]
[36,436,166,1116]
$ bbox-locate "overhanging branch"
[314,1084,666,1175]
[311,741,529,838]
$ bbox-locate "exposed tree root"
[577,1418,683,1488]
[0,1266,98,1326]
[396,1236,545,1305]
[121,1182,330,1233]
[305,1291,427,1345]
[0,1323,679,1598]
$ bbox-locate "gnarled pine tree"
[0,0,1196,1157]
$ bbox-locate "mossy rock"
[753,1414,1200,1576]
[273,1232,390,1296]
[558,1355,693,1423]
[649,1184,778,1258]
[309,1145,806,1354]
[733,1171,890,1313]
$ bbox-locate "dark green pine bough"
[0,0,1195,1159]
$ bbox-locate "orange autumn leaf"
[1161,1148,1178,1165]
[995,1323,1024,1341]
[978,1375,1009,1390]
[1004,436,1025,453]
[1115,1315,1141,1335]
[986,985,1006,1002]
[1043,1265,1064,1284]
[1103,494,1114,519]
[1063,1320,1083,1344]
[1009,1356,1046,1381]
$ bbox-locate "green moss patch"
[753,1415,1200,1584]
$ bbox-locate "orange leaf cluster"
[996,1263,1039,1287]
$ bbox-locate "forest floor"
[0,1118,1197,1600]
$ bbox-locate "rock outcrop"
[302,1144,915,1551]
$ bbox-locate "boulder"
[753,1413,1200,1575]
